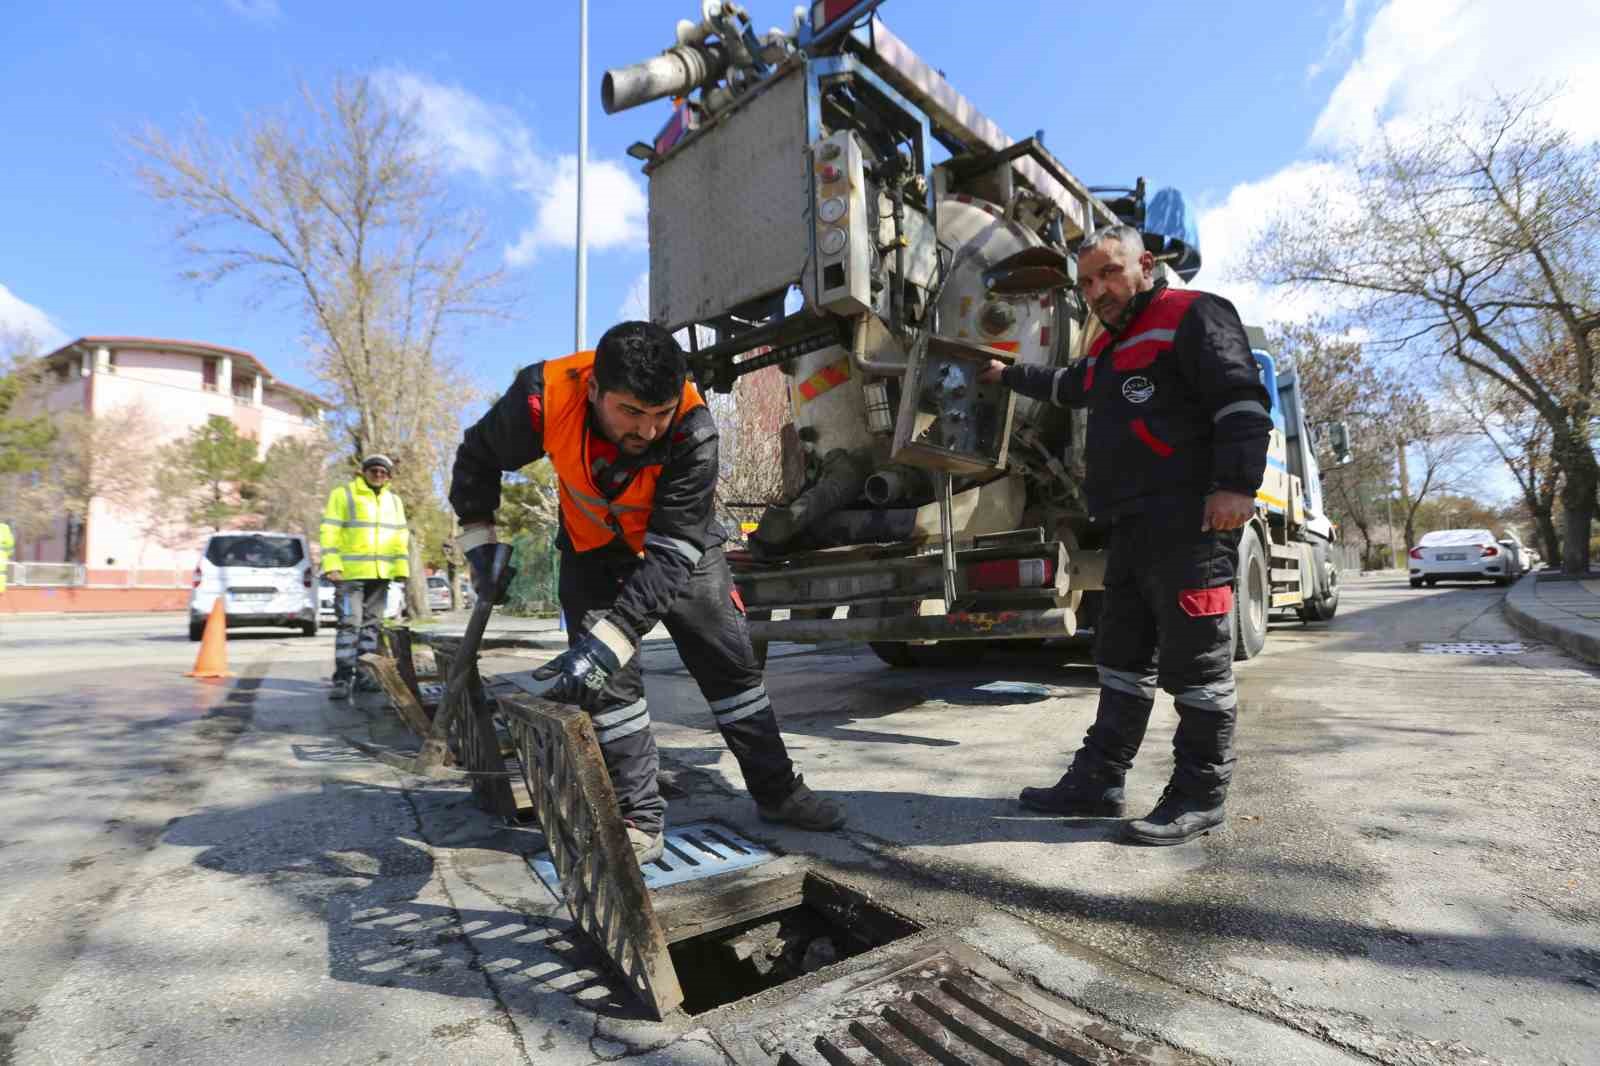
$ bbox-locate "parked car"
[1408,528,1514,588]
[319,575,406,621]
[190,531,318,640]
[426,574,453,612]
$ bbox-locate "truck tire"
[746,608,770,670]
[856,602,986,669]
[1232,528,1269,661]
[1298,545,1340,622]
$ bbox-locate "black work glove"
[465,543,508,606]
[532,614,634,706]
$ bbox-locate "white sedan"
[1408,529,1516,588]
[319,577,406,620]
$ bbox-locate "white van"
[189,531,319,640]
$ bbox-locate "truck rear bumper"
[747,606,1076,645]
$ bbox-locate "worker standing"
[980,225,1272,845]
[450,322,845,864]
[0,519,12,595]
[320,455,409,700]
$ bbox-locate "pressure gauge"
[818,196,847,223]
[820,227,848,255]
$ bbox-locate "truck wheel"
[1298,548,1340,622]
[746,608,770,670]
[188,618,205,642]
[1409,578,1423,589]
[1232,529,1269,661]
[300,618,319,637]
[856,603,985,669]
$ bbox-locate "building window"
[202,359,218,391]
[105,352,119,373]
[233,375,254,406]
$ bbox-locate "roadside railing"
[5,564,192,589]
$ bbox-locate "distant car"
[426,575,453,612]
[319,575,407,621]
[190,531,318,640]
[1408,528,1514,588]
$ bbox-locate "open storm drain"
[1418,641,1529,655]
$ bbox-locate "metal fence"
[4,563,192,589]
[504,533,561,616]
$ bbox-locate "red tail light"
[192,565,202,588]
[1480,544,1499,557]
[1408,548,1422,560]
[303,568,314,587]
[813,0,864,31]
[964,558,1055,591]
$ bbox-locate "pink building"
[19,337,327,577]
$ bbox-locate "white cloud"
[1196,161,1355,329]
[618,271,650,322]
[0,283,68,352]
[225,0,281,24]
[1200,0,1600,328]
[1312,0,1600,148]
[1305,0,1363,81]
[373,69,647,267]
[503,156,647,267]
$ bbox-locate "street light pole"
[575,0,588,350]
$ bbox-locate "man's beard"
[1096,299,1137,334]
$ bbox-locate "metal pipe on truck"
[602,44,728,114]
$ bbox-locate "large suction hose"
[602,43,728,114]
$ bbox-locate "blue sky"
[4,0,1598,458]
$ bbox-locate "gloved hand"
[465,542,508,606]
[532,614,635,706]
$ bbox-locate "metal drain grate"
[755,949,1205,1066]
[1419,641,1527,655]
[528,821,774,892]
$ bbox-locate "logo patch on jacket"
[1121,375,1156,404]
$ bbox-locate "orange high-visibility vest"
[541,350,705,554]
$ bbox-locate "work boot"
[1123,784,1225,846]
[757,775,846,830]
[329,679,351,701]
[626,823,664,866]
[1018,762,1125,817]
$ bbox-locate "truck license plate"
[231,592,271,602]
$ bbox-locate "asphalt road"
[1,576,1596,1065]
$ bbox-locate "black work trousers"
[333,578,389,682]
[1079,501,1240,805]
[558,544,797,835]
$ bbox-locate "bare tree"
[706,363,788,532]
[1448,369,1562,564]
[258,430,340,539]
[52,404,158,560]
[1251,90,1600,572]
[131,75,506,614]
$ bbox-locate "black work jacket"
[449,361,726,640]
[1004,281,1272,519]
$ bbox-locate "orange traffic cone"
[186,598,231,678]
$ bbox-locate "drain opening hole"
[669,872,920,1016]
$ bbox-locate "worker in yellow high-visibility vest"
[0,520,13,595]
[320,455,409,700]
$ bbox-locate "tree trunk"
[1530,499,1562,569]
[1559,470,1595,574]
[405,533,431,620]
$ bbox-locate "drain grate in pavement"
[1418,641,1527,655]
[748,947,1203,1065]
[528,821,774,893]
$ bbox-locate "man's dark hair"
[593,321,686,406]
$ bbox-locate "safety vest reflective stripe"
[321,477,409,579]
[541,350,705,554]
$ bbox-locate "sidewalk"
[1504,569,1600,665]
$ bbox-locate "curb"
[1503,572,1600,666]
